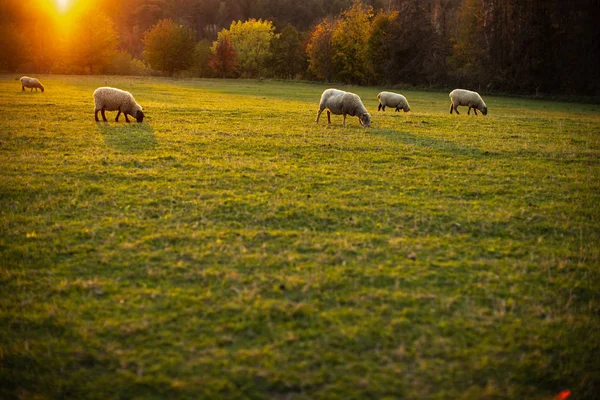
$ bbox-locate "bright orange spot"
[555,390,571,400]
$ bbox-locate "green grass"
[1,75,599,399]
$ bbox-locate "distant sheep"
[93,87,144,123]
[19,76,44,92]
[449,89,487,116]
[316,89,371,127]
[377,91,410,112]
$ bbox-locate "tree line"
[1,0,598,95]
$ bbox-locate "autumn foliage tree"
[306,18,336,82]
[209,36,239,78]
[331,1,374,85]
[143,19,196,76]
[216,19,278,78]
[307,1,375,85]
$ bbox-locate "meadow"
[1,75,599,399]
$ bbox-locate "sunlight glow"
[57,0,69,11]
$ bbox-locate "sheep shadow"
[97,122,157,153]
[377,129,499,158]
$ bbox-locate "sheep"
[316,89,371,127]
[449,89,487,116]
[377,91,410,112]
[93,87,145,123]
[18,76,44,92]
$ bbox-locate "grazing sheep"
[377,91,410,112]
[449,89,487,116]
[19,76,44,92]
[316,89,371,127]
[93,87,145,123]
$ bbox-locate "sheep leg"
[454,105,460,115]
[101,109,108,122]
[468,107,471,115]
[316,108,324,123]
[473,108,479,116]
[94,109,100,122]
[378,104,384,111]
[395,106,400,112]
[124,113,131,123]
[115,110,121,122]
[22,85,25,91]
[342,114,346,126]
[449,104,453,114]
[327,110,331,124]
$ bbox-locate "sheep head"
[359,112,371,128]
[135,110,145,123]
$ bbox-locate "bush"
[105,51,152,76]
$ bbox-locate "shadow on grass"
[0,315,170,400]
[97,122,157,153]
[378,129,499,158]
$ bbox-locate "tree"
[143,19,196,76]
[331,0,374,84]
[216,19,278,78]
[269,24,307,79]
[385,1,442,86]
[306,17,336,82]
[29,18,60,74]
[192,39,215,77]
[367,10,398,84]
[65,11,119,74]
[446,0,486,87]
[209,36,239,78]
[105,51,151,76]
[0,23,30,72]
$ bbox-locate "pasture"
[1,75,599,399]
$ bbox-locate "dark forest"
[1,0,599,95]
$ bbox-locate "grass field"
[1,75,599,399]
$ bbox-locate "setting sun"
[56,0,70,12]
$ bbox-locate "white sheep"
[316,89,371,127]
[377,91,410,112]
[93,87,145,123]
[449,89,487,116]
[19,76,44,92]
